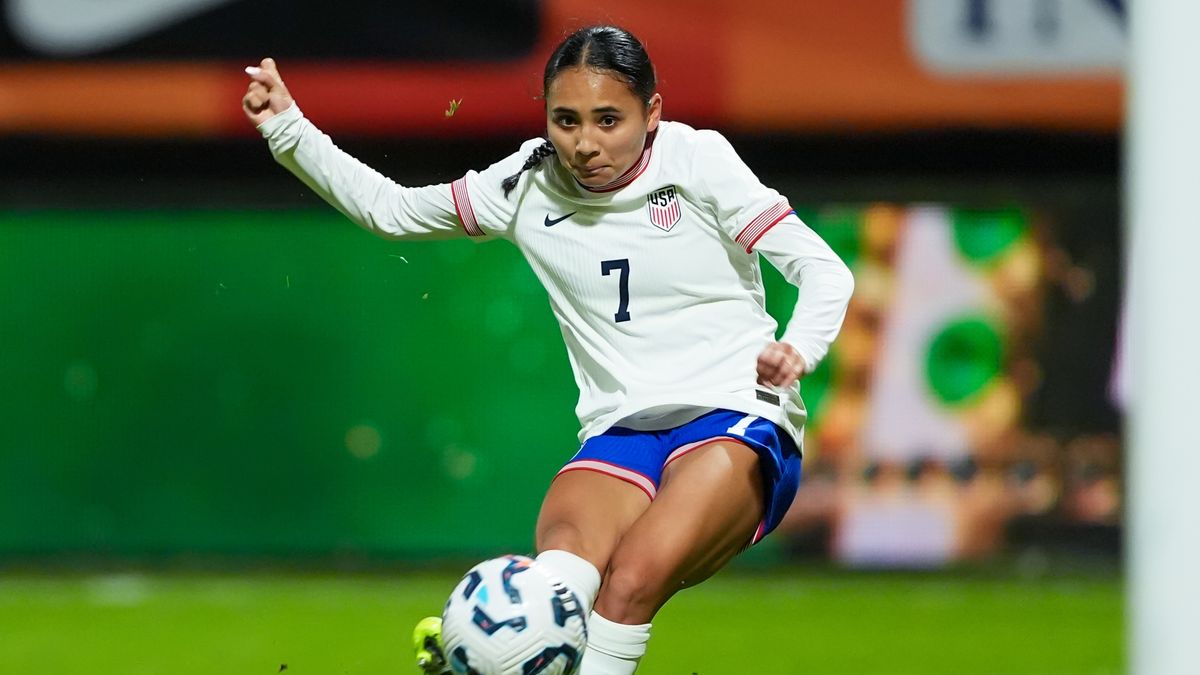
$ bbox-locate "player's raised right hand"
[242,58,294,126]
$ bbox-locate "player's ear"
[645,93,662,133]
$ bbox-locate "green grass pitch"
[0,568,1122,674]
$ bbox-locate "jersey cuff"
[735,202,793,253]
[450,176,486,237]
[257,103,302,139]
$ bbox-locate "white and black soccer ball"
[442,555,588,675]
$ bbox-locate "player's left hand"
[756,342,807,388]
[242,57,294,126]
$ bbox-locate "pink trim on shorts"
[750,519,767,545]
[663,436,745,468]
[557,459,657,500]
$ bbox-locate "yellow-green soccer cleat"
[413,616,450,674]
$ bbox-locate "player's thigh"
[599,441,764,614]
[535,469,651,573]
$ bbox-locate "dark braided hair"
[501,25,657,197]
[501,140,557,196]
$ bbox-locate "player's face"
[545,67,662,187]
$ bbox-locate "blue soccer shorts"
[556,408,803,546]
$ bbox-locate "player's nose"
[575,129,600,156]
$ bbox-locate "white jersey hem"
[579,393,807,452]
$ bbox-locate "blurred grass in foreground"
[0,569,1122,674]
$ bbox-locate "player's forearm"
[777,268,854,372]
[257,105,458,240]
[756,219,855,373]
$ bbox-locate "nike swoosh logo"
[8,0,242,56]
[544,212,577,227]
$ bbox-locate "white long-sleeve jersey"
[259,105,854,445]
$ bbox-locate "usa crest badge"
[646,185,681,231]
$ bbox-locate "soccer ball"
[442,555,588,674]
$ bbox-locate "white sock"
[579,612,651,675]
[535,549,601,616]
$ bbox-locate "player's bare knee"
[536,522,610,573]
[536,521,582,554]
[596,556,675,622]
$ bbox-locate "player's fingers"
[244,65,280,89]
[757,348,783,370]
[756,361,782,385]
[780,358,806,385]
[762,371,792,388]
[243,90,267,112]
[260,57,285,85]
[779,363,800,385]
[761,354,804,387]
[755,365,776,386]
[757,348,784,375]
[762,369,786,387]
[772,366,792,386]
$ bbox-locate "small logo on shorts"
[756,390,781,406]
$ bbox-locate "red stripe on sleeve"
[451,177,485,237]
[735,201,792,252]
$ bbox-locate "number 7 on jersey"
[600,258,631,323]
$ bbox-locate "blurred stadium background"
[0,0,1125,672]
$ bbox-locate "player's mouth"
[573,164,607,179]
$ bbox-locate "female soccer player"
[243,26,853,674]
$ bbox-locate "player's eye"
[599,115,619,127]
[554,115,577,127]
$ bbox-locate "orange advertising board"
[0,0,1123,138]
